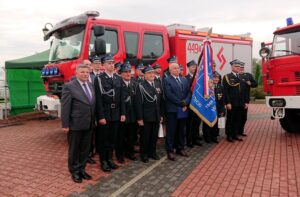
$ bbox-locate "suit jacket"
[223,72,249,107]
[121,79,137,123]
[94,72,124,121]
[61,79,96,131]
[135,80,164,122]
[163,75,191,113]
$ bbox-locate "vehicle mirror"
[95,38,106,55]
[93,26,105,37]
[259,47,271,58]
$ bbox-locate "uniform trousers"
[140,121,159,158]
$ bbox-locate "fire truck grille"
[296,86,300,95]
[295,72,300,81]
[48,81,64,94]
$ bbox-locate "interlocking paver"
[172,104,300,197]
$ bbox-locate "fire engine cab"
[37,11,252,115]
[260,18,300,132]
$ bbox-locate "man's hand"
[245,103,249,109]
[246,81,251,86]
[226,104,232,110]
[137,120,144,126]
[160,117,164,123]
[120,115,126,122]
[182,106,187,112]
[62,128,69,134]
[99,118,107,125]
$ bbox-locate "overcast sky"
[0,0,299,67]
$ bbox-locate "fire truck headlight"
[259,47,271,58]
[269,98,286,107]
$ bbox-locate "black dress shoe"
[71,173,82,183]
[80,171,92,180]
[107,160,119,169]
[176,150,189,157]
[87,157,96,164]
[167,152,176,161]
[241,133,247,137]
[212,139,219,144]
[187,143,194,148]
[227,137,234,143]
[149,154,160,160]
[141,156,149,163]
[101,161,112,172]
[233,137,243,141]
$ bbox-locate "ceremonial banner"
[190,40,217,127]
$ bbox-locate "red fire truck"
[37,11,252,115]
[259,18,300,132]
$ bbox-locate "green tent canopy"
[5,50,49,115]
[5,50,50,69]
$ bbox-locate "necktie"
[151,82,155,88]
[82,83,92,103]
[176,78,183,91]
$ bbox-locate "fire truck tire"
[279,109,300,133]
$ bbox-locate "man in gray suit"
[61,64,96,183]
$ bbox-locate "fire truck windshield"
[49,25,85,62]
[272,31,300,57]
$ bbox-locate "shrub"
[250,85,266,99]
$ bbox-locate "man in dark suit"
[94,54,125,172]
[185,60,202,148]
[239,62,257,136]
[223,59,249,142]
[61,64,96,183]
[136,65,164,163]
[163,58,192,161]
[116,62,138,163]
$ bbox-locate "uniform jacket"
[214,83,226,117]
[61,79,96,131]
[121,79,137,123]
[135,80,164,122]
[163,75,191,113]
[223,73,249,107]
[240,72,258,99]
[94,72,125,121]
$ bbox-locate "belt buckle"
[111,103,116,109]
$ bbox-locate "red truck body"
[38,11,252,115]
[260,21,300,132]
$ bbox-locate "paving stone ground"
[1,104,299,197]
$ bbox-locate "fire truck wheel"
[279,109,300,133]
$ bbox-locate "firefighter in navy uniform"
[134,63,145,84]
[202,71,225,143]
[239,61,257,136]
[185,60,202,147]
[223,59,249,143]
[153,64,162,86]
[135,65,164,163]
[94,54,126,172]
[116,62,138,163]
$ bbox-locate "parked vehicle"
[260,18,300,132]
[37,11,252,113]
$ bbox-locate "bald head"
[169,63,180,77]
